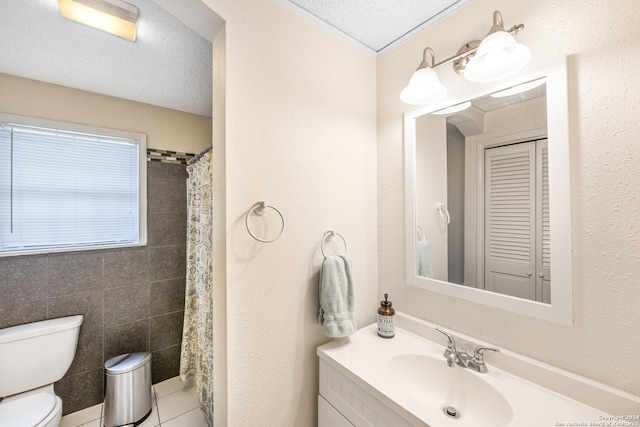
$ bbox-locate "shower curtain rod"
[188,145,212,165]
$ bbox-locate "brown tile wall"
[0,160,189,415]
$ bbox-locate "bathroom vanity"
[317,313,640,427]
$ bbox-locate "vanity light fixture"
[400,10,530,105]
[58,0,139,42]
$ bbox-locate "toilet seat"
[0,392,58,427]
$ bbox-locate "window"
[0,113,147,256]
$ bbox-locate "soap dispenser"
[377,293,395,338]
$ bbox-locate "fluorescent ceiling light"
[432,101,472,115]
[58,0,139,42]
[491,78,546,98]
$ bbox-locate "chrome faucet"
[435,327,500,373]
[435,327,458,367]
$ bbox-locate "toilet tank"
[0,315,83,398]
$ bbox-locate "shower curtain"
[180,147,213,425]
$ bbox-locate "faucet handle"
[472,346,500,363]
[435,327,456,350]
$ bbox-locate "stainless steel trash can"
[104,352,152,427]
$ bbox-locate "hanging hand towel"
[318,254,356,337]
[417,239,433,278]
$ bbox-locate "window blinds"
[0,122,143,254]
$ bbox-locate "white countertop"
[318,317,640,427]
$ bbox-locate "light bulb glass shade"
[400,67,447,105]
[58,0,138,41]
[464,30,531,82]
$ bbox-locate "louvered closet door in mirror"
[536,140,551,303]
[484,139,549,302]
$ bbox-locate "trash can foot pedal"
[132,408,152,426]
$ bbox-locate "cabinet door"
[319,359,417,427]
[318,395,354,427]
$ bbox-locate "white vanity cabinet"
[318,359,414,427]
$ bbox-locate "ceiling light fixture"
[58,0,139,42]
[490,77,545,98]
[432,101,472,115]
[400,10,530,105]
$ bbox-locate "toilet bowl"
[0,315,83,427]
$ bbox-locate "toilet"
[0,315,83,427]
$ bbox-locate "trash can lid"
[105,352,151,374]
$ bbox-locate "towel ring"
[436,202,451,225]
[416,225,425,241]
[321,230,347,258]
[245,201,285,243]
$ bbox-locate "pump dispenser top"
[381,294,392,309]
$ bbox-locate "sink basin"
[388,354,513,426]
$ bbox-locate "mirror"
[405,58,573,325]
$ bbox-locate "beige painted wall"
[0,73,211,153]
[211,26,228,427]
[202,0,378,425]
[415,114,448,280]
[378,0,640,397]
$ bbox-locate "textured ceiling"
[0,0,471,117]
[0,0,217,117]
[278,0,471,53]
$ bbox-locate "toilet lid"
[0,392,56,427]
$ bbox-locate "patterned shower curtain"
[180,148,213,425]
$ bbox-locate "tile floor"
[59,376,209,427]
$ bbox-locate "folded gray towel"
[318,254,356,337]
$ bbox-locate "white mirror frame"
[404,57,572,325]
